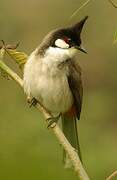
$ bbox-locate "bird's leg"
[46,113,61,128]
[27,97,38,107]
[27,97,61,128]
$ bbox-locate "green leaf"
[114,31,117,44]
[0,48,10,79]
[6,49,28,69]
[0,48,5,59]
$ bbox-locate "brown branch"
[106,170,117,180]
[108,0,117,8]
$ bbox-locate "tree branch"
[0,59,90,180]
[108,0,117,8]
[69,0,92,20]
[106,170,117,180]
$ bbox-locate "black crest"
[70,16,88,37]
[37,16,88,55]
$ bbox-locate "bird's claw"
[27,97,38,107]
[46,113,61,128]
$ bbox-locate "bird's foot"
[27,97,38,107]
[46,113,61,128]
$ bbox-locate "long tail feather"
[62,114,82,168]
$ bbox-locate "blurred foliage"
[0,0,117,180]
[114,30,117,44]
[6,48,28,69]
[0,48,9,79]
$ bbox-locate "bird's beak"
[76,45,87,54]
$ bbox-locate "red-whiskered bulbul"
[23,16,88,168]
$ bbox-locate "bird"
[23,16,88,168]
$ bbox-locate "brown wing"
[68,61,83,120]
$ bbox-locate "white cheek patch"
[55,39,69,49]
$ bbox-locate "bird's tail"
[61,113,82,168]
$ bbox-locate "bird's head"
[38,16,88,58]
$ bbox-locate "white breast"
[23,47,76,114]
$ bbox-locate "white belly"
[23,51,73,114]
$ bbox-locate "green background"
[0,0,117,179]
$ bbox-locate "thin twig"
[108,0,117,8]
[106,170,117,180]
[0,40,20,49]
[69,0,92,20]
[0,59,90,180]
[0,60,23,86]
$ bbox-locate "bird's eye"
[63,37,72,44]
